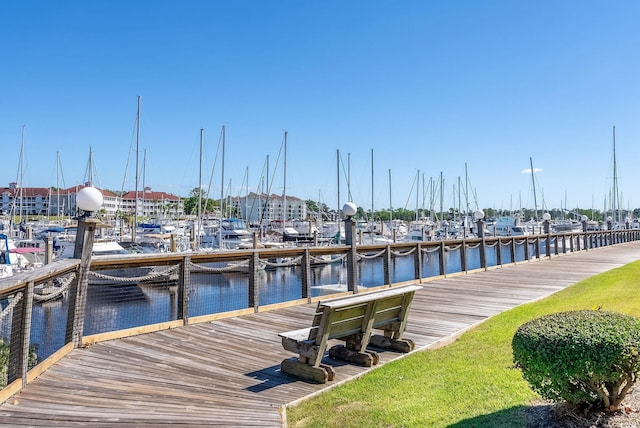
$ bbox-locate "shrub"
[512,310,640,411]
[0,337,39,388]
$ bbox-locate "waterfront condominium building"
[230,193,307,223]
[1,182,184,218]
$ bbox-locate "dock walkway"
[2,243,640,427]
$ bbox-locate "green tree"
[184,188,217,216]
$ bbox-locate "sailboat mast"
[388,169,392,224]
[347,152,351,201]
[336,149,340,219]
[370,149,374,223]
[219,125,226,248]
[458,177,462,225]
[142,149,146,218]
[266,154,269,226]
[530,157,538,220]
[612,125,618,225]
[133,95,141,243]
[17,125,25,223]
[283,131,287,235]
[90,147,94,185]
[416,170,420,221]
[465,163,469,216]
[439,172,443,222]
[56,151,60,223]
[198,128,203,246]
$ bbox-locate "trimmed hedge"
[512,310,640,410]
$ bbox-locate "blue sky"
[2,1,639,214]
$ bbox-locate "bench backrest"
[307,285,422,343]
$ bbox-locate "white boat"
[0,233,13,277]
[57,239,131,258]
[218,218,254,249]
[0,233,45,276]
[551,220,582,233]
[491,216,531,237]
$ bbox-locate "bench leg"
[328,345,376,367]
[369,335,415,353]
[365,350,380,365]
[280,358,334,383]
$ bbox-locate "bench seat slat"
[318,285,422,308]
[279,327,315,341]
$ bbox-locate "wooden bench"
[279,284,422,383]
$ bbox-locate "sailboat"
[610,125,621,228]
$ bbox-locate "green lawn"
[285,260,640,427]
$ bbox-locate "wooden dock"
[2,242,640,427]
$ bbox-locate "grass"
[285,260,640,427]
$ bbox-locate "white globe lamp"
[542,212,551,221]
[342,202,357,217]
[76,186,103,215]
[474,210,485,220]
[581,215,588,222]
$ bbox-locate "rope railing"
[309,254,347,264]
[89,265,180,282]
[261,256,303,268]
[358,249,387,260]
[32,273,75,303]
[389,247,416,257]
[188,261,248,273]
[0,292,23,322]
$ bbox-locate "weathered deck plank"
[1,243,640,427]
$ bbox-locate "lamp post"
[475,210,486,269]
[606,216,613,231]
[67,186,103,348]
[542,212,551,234]
[343,202,358,294]
[542,212,551,258]
[581,215,588,233]
[474,210,485,238]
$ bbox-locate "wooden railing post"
[535,235,541,259]
[384,245,392,285]
[177,255,190,324]
[496,238,502,266]
[301,248,311,300]
[438,241,446,275]
[584,232,588,251]
[553,234,559,255]
[414,243,422,282]
[479,237,487,270]
[66,216,98,348]
[523,237,530,261]
[8,281,34,386]
[249,250,260,309]
[346,218,358,294]
[509,238,516,264]
[460,239,467,272]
